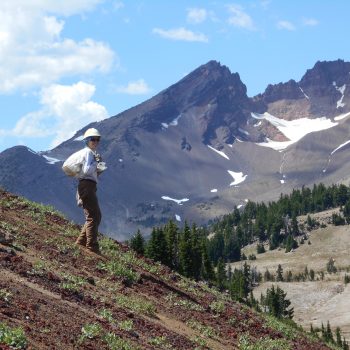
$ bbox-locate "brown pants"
[75,180,101,252]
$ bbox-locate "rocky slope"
[0,189,333,349]
[1,59,350,239]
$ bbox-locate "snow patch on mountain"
[161,196,189,205]
[331,140,350,155]
[161,114,182,129]
[252,112,338,151]
[299,87,309,99]
[334,111,350,121]
[239,128,249,136]
[208,145,230,160]
[227,170,247,186]
[333,82,346,108]
[42,155,60,164]
[26,147,37,155]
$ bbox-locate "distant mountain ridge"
[1,59,350,239]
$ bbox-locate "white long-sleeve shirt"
[76,147,98,183]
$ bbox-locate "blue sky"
[0,0,349,153]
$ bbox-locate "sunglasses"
[90,138,100,142]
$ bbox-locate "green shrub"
[97,261,140,284]
[103,333,138,350]
[0,322,27,349]
[79,323,103,342]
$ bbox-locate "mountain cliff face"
[1,59,350,239]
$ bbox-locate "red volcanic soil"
[0,189,332,349]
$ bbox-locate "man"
[62,128,107,254]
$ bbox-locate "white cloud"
[0,1,115,93]
[277,20,296,31]
[302,18,319,26]
[152,27,208,42]
[1,1,103,16]
[115,79,151,95]
[187,8,207,24]
[227,4,255,30]
[3,82,109,148]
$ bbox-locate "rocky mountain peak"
[300,59,350,88]
[298,59,350,116]
[257,79,305,104]
[253,59,350,120]
[164,60,248,109]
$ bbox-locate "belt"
[79,179,97,184]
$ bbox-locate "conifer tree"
[336,184,349,206]
[164,220,179,269]
[145,227,169,266]
[256,243,265,254]
[321,322,325,340]
[336,327,342,347]
[326,321,334,343]
[207,231,224,265]
[200,240,215,282]
[269,221,282,250]
[230,268,245,301]
[254,216,267,241]
[179,222,193,278]
[264,268,272,282]
[291,214,299,236]
[190,223,202,280]
[285,234,298,252]
[216,258,226,291]
[231,206,241,225]
[310,324,314,334]
[224,233,241,262]
[129,229,145,255]
[276,264,284,282]
[242,262,251,296]
[261,285,293,319]
[306,214,314,230]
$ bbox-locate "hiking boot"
[86,246,101,255]
[74,240,86,247]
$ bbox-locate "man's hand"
[95,153,102,162]
[97,161,107,173]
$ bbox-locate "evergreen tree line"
[210,183,350,261]
[129,222,294,319]
[262,263,337,283]
[129,221,215,281]
[311,321,349,349]
[131,182,350,274]
[127,182,350,346]
[131,223,295,321]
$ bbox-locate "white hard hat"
[83,128,101,139]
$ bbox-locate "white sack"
[62,149,85,177]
